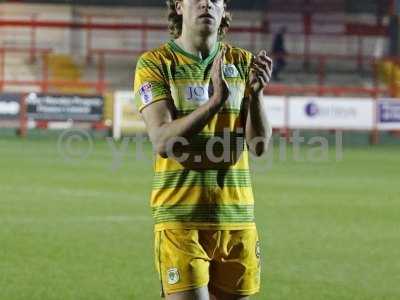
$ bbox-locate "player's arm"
[141,48,229,158]
[244,50,273,157]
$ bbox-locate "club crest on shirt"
[167,268,180,285]
[223,64,239,78]
[139,82,153,104]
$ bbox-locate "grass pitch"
[0,134,399,300]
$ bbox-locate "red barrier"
[0,48,4,91]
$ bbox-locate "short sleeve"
[243,50,255,99]
[133,53,171,112]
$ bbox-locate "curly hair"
[166,0,232,40]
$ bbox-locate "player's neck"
[176,29,218,60]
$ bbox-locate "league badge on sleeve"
[139,82,153,104]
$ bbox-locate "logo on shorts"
[139,82,153,104]
[167,268,180,285]
[255,241,261,258]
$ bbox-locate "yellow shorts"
[154,228,261,296]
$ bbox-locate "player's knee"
[209,285,250,300]
[165,286,209,300]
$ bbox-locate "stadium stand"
[0,0,396,143]
[0,3,390,95]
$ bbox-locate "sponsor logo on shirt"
[185,85,209,103]
[139,82,153,104]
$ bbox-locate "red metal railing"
[266,84,385,97]
[0,17,393,96]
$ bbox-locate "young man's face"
[176,0,226,37]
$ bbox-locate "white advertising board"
[288,97,375,130]
[263,96,286,128]
[377,99,400,130]
[113,91,146,139]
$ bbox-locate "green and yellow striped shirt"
[134,40,256,231]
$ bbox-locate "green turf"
[0,134,399,300]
